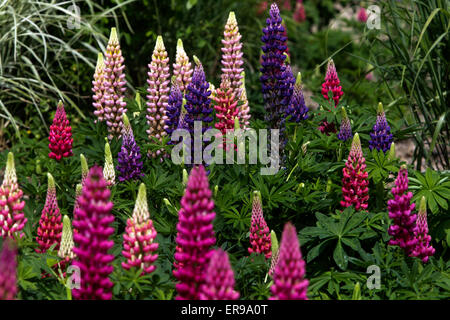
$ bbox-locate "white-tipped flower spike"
[238,71,251,130]
[73,183,82,218]
[268,230,280,277]
[92,52,106,123]
[58,215,75,260]
[103,140,115,186]
[173,39,193,93]
[182,169,189,186]
[388,142,396,160]
[80,154,88,186]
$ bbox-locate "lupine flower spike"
[48,101,73,161]
[146,35,170,158]
[321,58,343,107]
[412,196,435,263]
[0,152,27,239]
[238,72,251,130]
[36,173,63,254]
[357,7,368,23]
[165,81,183,137]
[173,165,216,300]
[58,215,76,271]
[122,183,158,275]
[103,140,115,186]
[270,222,308,300]
[80,154,88,186]
[92,52,106,122]
[173,39,193,93]
[286,72,309,123]
[248,191,272,259]
[337,107,352,141]
[73,166,115,300]
[293,0,306,23]
[199,249,240,300]
[369,102,393,153]
[0,239,17,300]
[341,133,369,211]
[268,230,280,277]
[387,165,418,256]
[103,28,127,140]
[117,114,144,182]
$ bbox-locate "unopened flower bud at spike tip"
[419,196,426,214]
[80,154,88,185]
[177,38,184,50]
[155,35,165,50]
[109,27,118,43]
[388,142,396,160]
[103,141,115,186]
[182,169,188,186]
[96,53,104,70]
[296,72,302,86]
[377,101,384,114]
[47,172,55,190]
[122,113,130,127]
[193,55,201,66]
[228,11,236,25]
[271,230,279,256]
[5,152,16,184]
[58,215,75,261]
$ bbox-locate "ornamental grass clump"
[0,239,17,300]
[248,191,271,259]
[411,196,435,263]
[369,102,393,153]
[48,101,73,161]
[117,114,144,182]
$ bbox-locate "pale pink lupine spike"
[173,39,193,93]
[92,52,106,122]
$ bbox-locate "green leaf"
[333,240,348,270]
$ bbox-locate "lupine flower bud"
[80,154,88,186]
[214,76,239,146]
[165,82,183,137]
[48,101,73,161]
[73,184,82,219]
[369,102,393,153]
[173,39,193,93]
[411,196,435,263]
[0,239,17,300]
[103,28,127,140]
[117,114,144,182]
[92,52,106,122]
[0,152,27,239]
[387,142,396,161]
[122,183,158,275]
[293,0,306,23]
[58,215,75,261]
[286,72,309,123]
[238,72,251,130]
[182,169,189,186]
[321,59,343,107]
[174,165,216,300]
[341,133,369,211]
[337,107,352,141]
[270,222,308,300]
[103,140,115,186]
[36,173,63,253]
[73,166,115,300]
[268,230,279,277]
[199,249,239,300]
[248,191,271,259]
[387,165,418,256]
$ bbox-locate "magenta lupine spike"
[221,12,244,98]
[146,35,171,158]
[173,165,216,300]
[173,39,193,93]
[103,28,127,140]
[270,222,308,300]
[248,191,272,259]
[72,166,115,300]
[0,152,27,239]
[387,165,418,256]
[92,53,106,122]
[321,58,343,107]
[411,197,435,263]
[48,101,73,161]
[341,133,369,211]
[122,183,158,275]
[0,239,17,300]
[36,173,63,254]
[238,72,251,130]
[199,249,239,300]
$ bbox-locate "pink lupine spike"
[199,249,239,300]
[92,53,106,122]
[0,239,18,300]
[270,222,308,300]
[146,35,171,159]
[173,165,216,300]
[0,152,27,239]
[341,133,369,211]
[321,58,343,107]
[122,183,158,275]
[48,101,73,161]
[248,191,271,259]
[411,196,435,263]
[173,39,193,93]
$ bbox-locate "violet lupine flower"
[92,53,106,123]
[369,102,393,153]
[341,133,369,211]
[0,152,27,239]
[173,39,193,93]
[165,82,183,137]
[270,222,308,300]
[122,183,158,275]
[146,35,170,158]
[238,72,251,130]
[411,196,435,263]
[173,165,216,300]
[221,12,244,98]
[103,28,127,140]
[0,239,17,300]
[387,165,418,256]
[72,166,115,300]
[286,72,309,123]
[199,249,239,300]
[117,114,144,182]
[321,58,343,108]
[103,140,115,186]
[48,101,73,161]
[337,107,352,142]
[248,191,272,259]
[36,173,63,254]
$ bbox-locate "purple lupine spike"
[221,12,244,98]
[270,222,308,300]
[286,72,309,123]
[173,39,193,93]
[92,53,106,123]
[199,249,239,300]
[72,166,115,300]
[173,165,216,300]
[117,114,144,182]
[103,28,127,140]
[0,239,17,300]
[369,102,393,153]
[337,107,352,141]
[387,165,418,256]
[146,35,171,158]
[165,82,183,136]
[248,191,271,259]
[411,196,435,263]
